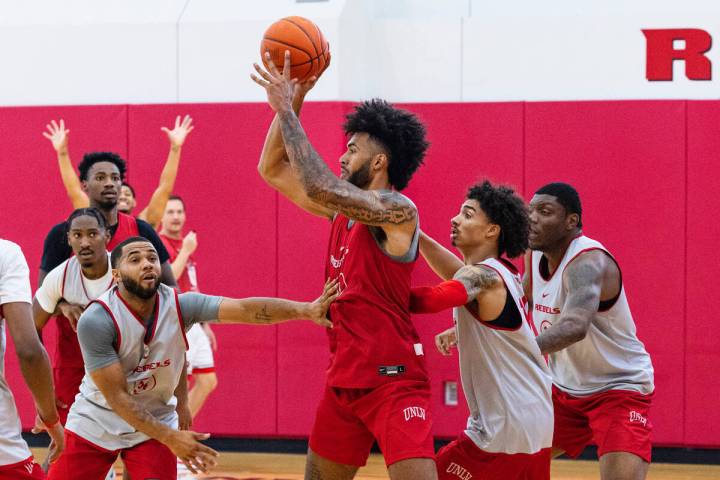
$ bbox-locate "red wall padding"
[0,100,716,447]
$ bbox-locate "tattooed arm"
[453,265,504,303]
[277,109,418,228]
[257,79,334,219]
[251,51,417,230]
[215,279,338,328]
[535,251,606,355]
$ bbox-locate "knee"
[195,372,217,393]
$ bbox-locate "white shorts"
[186,323,215,375]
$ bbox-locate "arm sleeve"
[40,223,72,273]
[409,280,469,314]
[178,293,223,330]
[34,263,65,313]
[0,241,32,305]
[136,220,170,264]
[76,303,120,371]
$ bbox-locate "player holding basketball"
[409,180,553,480]
[47,237,338,480]
[0,238,64,479]
[253,52,436,479]
[526,182,654,480]
[43,115,194,229]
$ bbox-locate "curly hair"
[78,152,126,181]
[343,99,429,191]
[467,180,529,258]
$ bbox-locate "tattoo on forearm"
[255,305,272,324]
[277,110,416,225]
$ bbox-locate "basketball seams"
[263,37,314,61]
[283,17,320,58]
[261,16,328,81]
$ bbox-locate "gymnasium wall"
[1,99,718,448]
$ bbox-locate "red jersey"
[159,233,197,293]
[324,214,428,388]
[55,212,139,368]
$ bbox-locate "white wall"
[0,0,718,105]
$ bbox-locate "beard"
[346,160,372,189]
[97,197,118,211]
[122,274,161,299]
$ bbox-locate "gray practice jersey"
[67,284,221,450]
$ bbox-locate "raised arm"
[43,119,89,209]
[137,115,194,228]
[252,52,417,229]
[418,231,465,280]
[535,251,606,355]
[257,74,334,219]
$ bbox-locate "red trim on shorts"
[174,290,189,350]
[0,456,35,471]
[191,367,215,374]
[88,299,122,351]
[463,263,523,331]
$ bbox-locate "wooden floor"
[33,449,719,479]
[163,452,720,479]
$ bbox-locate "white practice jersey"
[0,239,34,466]
[531,235,654,396]
[66,284,188,450]
[35,254,113,313]
[456,257,553,454]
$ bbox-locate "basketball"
[260,16,330,82]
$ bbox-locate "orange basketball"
[261,16,330,82]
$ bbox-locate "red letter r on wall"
[642,28,712,81]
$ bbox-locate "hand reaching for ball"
[252,50,300,114]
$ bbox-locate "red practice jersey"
[324,214,427,388]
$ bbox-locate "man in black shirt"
[39,152,176,288]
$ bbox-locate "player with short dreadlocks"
[253,52,436,479]
[410,180,553,479]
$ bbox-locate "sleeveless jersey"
[531,235,654,396]
[107,212,139,250]
[66,284,188,450]
[324,214,427,388]
[456,257,553,454]
[52,255,113,369]
[53,212,138,368]
[0,240,33,465]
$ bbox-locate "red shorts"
[53,367,85,425]
[436,434,550,480]
[47,430,176,480]
[309,379,434,467]
[552,386,653,462]
[0,457,44,479]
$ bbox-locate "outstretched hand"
[162,114,194,148]
[251,50,297,113]
[42,119,70,153]
[305,278,339,328]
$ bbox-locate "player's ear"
[487,223,500,240]
[81,180,89,194]
[372,152,387,172]
[566,213,580,231]
[111,268,121,284]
